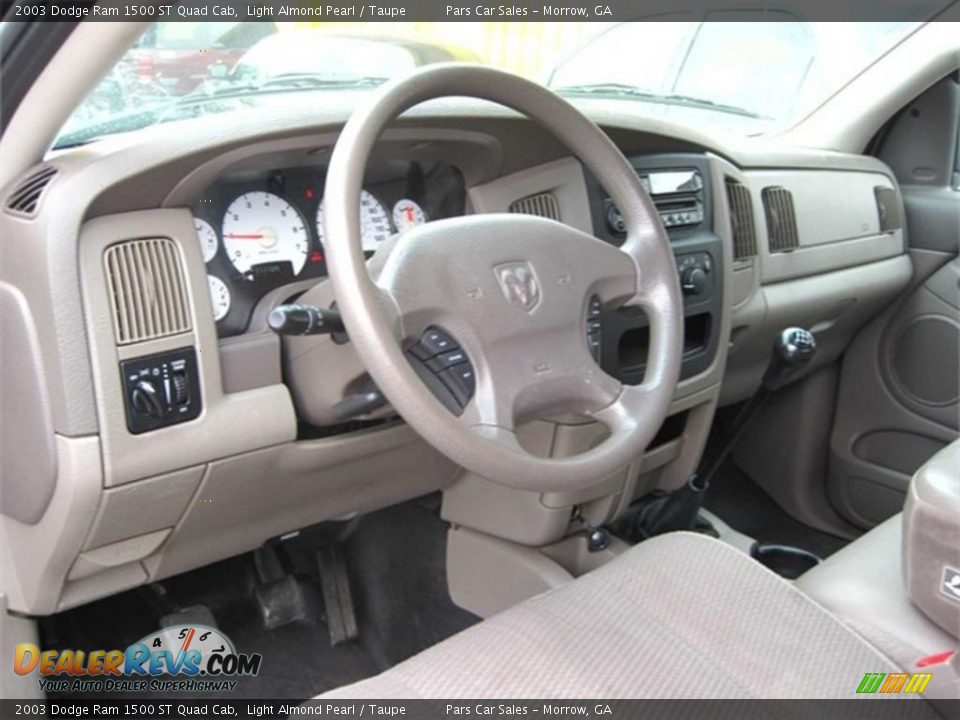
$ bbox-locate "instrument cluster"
[191,162,465,337]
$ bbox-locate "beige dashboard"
[0,100,910,616]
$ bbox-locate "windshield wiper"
[256,74,389,90]
[554,83,767,120]
[177,73,389,102]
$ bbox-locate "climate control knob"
[680,266,708,296]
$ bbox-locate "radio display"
[641,170,703,196]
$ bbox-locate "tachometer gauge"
[392,199,427,233]
[317,189,392,252]
[222,191,308,275]
[207,274,231,322]
[193,218,219,263]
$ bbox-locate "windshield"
[56,20,922,148]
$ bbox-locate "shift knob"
[775,327,817,365]
[763,327,817,391]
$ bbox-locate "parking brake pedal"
[316,545,359,646]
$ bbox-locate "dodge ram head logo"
[495,262,540,312]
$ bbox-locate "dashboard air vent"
[104,238,191,345]
[509,192,560,221]
[762,186,799,253]
[725,179,757,261]
[874,186,903,232]
[4,165,57,217]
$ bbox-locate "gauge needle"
[224,233,265,239]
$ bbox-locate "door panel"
[828,75,959,529]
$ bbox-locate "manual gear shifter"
[629,327,818,540]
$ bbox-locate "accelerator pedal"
[316,544,359,646]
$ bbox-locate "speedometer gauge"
[222,191,308,275]
[392,199,427,233]
[193,218,219,263]
[207,275,231,321]
[317,190,392,252]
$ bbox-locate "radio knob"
[680,267,708,296]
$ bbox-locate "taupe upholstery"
[798,516,956,667]
[798,515,959,700]
[322,532,918,700]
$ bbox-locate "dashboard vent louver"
[874,186,903,232]
[104,238,191,345]
[4,165,57,217]
[509,192,560,221]
[762,186,799,253]
[725,179,757,261]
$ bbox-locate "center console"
[585,154,724,383]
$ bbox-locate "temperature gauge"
[194,218,219,263]
[207,274,231,322]
[392,199,426,233]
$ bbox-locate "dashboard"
[191,161,465,337]
[0,99,913,617]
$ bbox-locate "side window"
[673,15,812,120]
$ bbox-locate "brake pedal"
[316,544,359,646]
[252,545,309,630]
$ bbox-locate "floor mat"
[704,459,848,559]
[39,494,478,701]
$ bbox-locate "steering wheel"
[323,65,682,493]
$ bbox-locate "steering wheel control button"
[588,295,602,318]
[426,349,468,373]
[406,327,475,414]
[587,294,603,361]
[120,348,202,434]
[440,364,476,405]
[409,328,459,360]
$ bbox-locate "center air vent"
[4,165,57,217]
[104,238,191,345]
[762,186,799,253]
[509,192,560,221]
[724,179,757,261]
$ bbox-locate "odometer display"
[222,191,308,275]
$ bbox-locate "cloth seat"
[797,514,958,700]
[320,532,929,701]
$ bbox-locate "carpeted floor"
[40,494,478,701]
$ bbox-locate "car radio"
[604,168,706,233]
